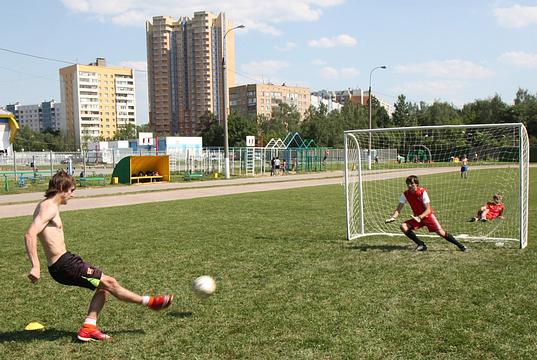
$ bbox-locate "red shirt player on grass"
[24,170,173,342]
[469,194,505,222]
[385,175,468,252]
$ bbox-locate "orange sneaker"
[77,327,111,342]
[148,295,174,310]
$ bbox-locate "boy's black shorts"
[48,252,103,290]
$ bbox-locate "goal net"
[344,123,529,249]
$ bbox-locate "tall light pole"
[368,65,386,170]
[223,24,245,179]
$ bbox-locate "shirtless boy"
[24,170,173,342]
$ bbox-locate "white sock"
[84,317,97,327]
[142,296,150,305]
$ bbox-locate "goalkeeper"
[385,175,468,252]
[469,194,505,222]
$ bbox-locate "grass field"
[0,169,535,359]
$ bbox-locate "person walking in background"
[461,154,469,179]
[386,175,468,252]
[24,170,173,342]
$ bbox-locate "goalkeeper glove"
[385,217,397,223]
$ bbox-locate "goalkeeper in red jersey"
[469,194,505,222]
[385,175,468,252]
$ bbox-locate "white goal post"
[344,123,529,249]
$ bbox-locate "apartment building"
[312,88,394,116]
[146,12,237,135]
[5,100,62,132]
[229,83,311,119]
[59,58,136,147]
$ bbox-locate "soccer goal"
[344,123,529,249]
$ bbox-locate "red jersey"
[485,202,504,220]
[402,187,433,217]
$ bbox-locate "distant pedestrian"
[461,155,469,179]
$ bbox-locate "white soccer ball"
[192,275,216,298]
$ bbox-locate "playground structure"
[263,132,329,174]
[111,155,170,184]
[406,145,432,163]
[0,109,19,156]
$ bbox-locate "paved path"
[1,164,521,219]
[0,172,345,219]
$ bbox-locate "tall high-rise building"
[59,58,136,147]
[146,12,237,136]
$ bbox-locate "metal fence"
[0,147,346,179]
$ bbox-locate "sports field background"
[0,168,535,359]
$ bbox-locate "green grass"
[0,170,536,359]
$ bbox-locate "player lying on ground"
[24,170,173,342]
[469,193,505,222]
[385,175,468,252]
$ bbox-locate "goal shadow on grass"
[345,243,411,252]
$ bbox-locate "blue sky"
[1,0,536,124]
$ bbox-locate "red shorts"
[405,214,442,233]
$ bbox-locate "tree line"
[13,88,537,151]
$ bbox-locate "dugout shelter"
[111,155,170,184]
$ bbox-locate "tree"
[228,111,256,147]
[113,123,137,140]
[392,94,418,127]
[461,95,514,125]
[196,111,223,146]
[512,88,537,144]
[418,101,461,126]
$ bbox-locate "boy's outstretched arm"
[386,203,405,223]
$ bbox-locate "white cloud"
[60,0,344,34]
[393,80,467,96]
[320,67,339,79]
[340,67,360,77]
[241,60,290,77]
[311,59,327,66]
[308,34,357,48]
[493,5,537,28]
[394,60,494,79]
[275,42,296,52]
[318,66,359,79]
[499,51,537,68]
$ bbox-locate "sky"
[1,0,536,124]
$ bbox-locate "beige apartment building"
[59,58,136,147]
[229,83,311,119]
[146,12,237,136]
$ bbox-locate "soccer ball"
[192,275,216,298]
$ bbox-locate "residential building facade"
[229,83,311,119]
[59,58,136,147]
[312,88,394,116]
[146,12,237,136]
[5,100,63,132]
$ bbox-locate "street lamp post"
[223,24,245,179]
[368,65,386,170]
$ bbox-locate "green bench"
[78,177,106,187]
[183,172,204,181]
